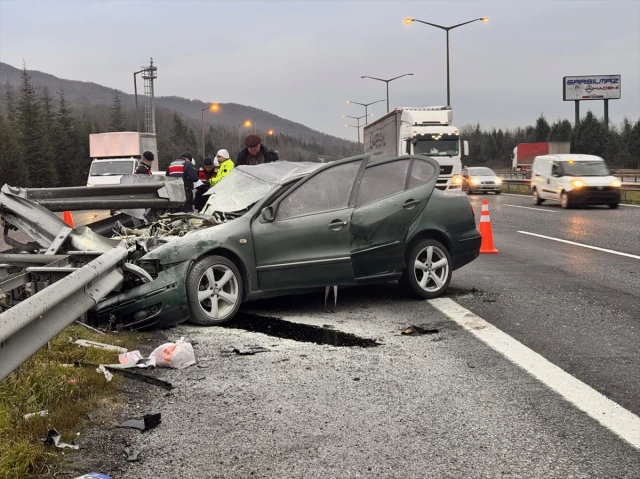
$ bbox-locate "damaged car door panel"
[1,156,481,330]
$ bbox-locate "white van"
[531,154,621,208]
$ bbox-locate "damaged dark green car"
[93,155,481,329]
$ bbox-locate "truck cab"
[87,158,138,186]
[364,107,468,191]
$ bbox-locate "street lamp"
[343,114,370,144]
[346,99,385,124]
[360,74,413,113]
[201,104,220,159]
[238,120,252,150]
[405,17,488,107]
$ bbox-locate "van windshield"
[560,161,609,177]
[89,160,136,176]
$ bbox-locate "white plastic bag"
[150,337,196,369]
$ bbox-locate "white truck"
[87,132,159,186]
[363,106,468,191]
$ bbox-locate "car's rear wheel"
[609,203,619,209]
[495,190,501,195]
[187,255,243,325]
[532,188,543,205]
[400,239,452,299]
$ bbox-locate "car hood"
[469,175,499,181]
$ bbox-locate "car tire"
[399,239,452,300]
[495,190,501,195]
[561,192,571,209]
[186,255,243,326]
[609,203,619,209]
[532,188,543,205]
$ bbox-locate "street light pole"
[346,99,385,124]
[201,104,220,159]
[133,69,145,132]
[405,17,488,107]
[343,115,369,145]
[238,121,252,151]
[360,74,414,113]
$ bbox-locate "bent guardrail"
[0,245,127,381]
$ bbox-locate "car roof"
[236,161,325,184]
[543,154,604,162]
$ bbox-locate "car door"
[251,159,363,291]
[350,157,439,279]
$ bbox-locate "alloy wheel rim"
[197,265,239,319]
[413,245,449,293]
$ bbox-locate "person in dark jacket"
[135,151,154,174]
[166,152,199,212]
[193,157,217,211]
[236,134,279,166]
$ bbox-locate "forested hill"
[0,61,358,159]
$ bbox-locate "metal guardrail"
[498,170,640,183]
[501,179,640,202]
[0,244,128,381]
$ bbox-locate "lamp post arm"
[449,18,485,29]
[361,76,387,82]
[410,19,447,30]
[388,73,413,82]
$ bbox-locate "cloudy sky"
[1,0,638,140]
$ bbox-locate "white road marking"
[518,231,640,260]
[506,205,558,213]
[620,203,640,208]
[429,298,640,450]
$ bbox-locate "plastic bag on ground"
[150,337,196,369]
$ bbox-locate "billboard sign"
[563,75,621,101]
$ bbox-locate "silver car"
[462,167,502,194]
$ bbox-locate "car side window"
[356,159,411,208]
[408,159,437,189]
[276,161,362,220]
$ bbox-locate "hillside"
[0,62,357,158]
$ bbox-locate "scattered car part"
[41,428,80,450]
[73,339,127,354]
[401,325,440,335]
[116,413,161,431]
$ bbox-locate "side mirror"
[463,141,469,157]
[261,206,275,222]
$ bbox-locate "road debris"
[230,346,271,356]
[73,339,127,354]
[123,446,142,462]
[116,412,161,431]
[74,473,112,479]
[118,350,157,368]
[150,337,196,369]
[74,320,107,335]
[96,365,113,382]
[76,361,173,390]
[41,428,80,450]
[23,410,48,420]
[401,325,440,335]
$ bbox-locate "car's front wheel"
[187,255,243,325]
[400,239,452,299]
[561,192,571,209]
[532,188,543,205]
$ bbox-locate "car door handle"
[403,199,420,209]
[328,220,348,231]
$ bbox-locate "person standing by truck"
[135,151,154,175]
[167,152,199,212]
[236,135,279,166]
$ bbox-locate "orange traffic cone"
[479,199,498,254]
[63,210,75,228]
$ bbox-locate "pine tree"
[628,119,640,169]
[571,111,607,158]
[0,114,28,186]
[534,114,550,142]
[17,64,58,187]
[110,91,126,132]
[54,89,80,186]
[3,82,18,122]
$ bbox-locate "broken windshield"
[201,168,276,214]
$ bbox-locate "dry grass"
[0,325,147,479]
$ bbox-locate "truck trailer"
[511,142,570,171]
[362,106,468,191]
[87,132,159,186]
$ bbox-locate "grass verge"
[0,325,148,479]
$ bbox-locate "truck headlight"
[452,175,463,185]
[611,180,622,187]
[570,180,585,188]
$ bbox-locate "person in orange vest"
[194,157,218,211]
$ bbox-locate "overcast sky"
[1,0,639,140]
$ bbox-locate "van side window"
[551,164,559,176]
